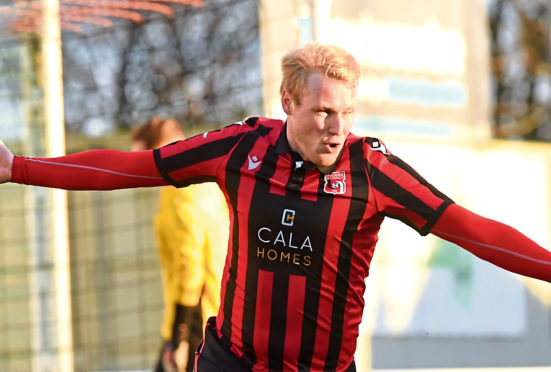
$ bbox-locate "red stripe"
[270,157,290,196]
[159,140,188,158]
[195,320,214,371]
[370,150,445,210]
[373,189,428,229]
[300,170,319,201]
[253,270,274,366]
[229,165,257,351]
[312,178,352,368]
[282,275,306,371]
[216,157,234,332]
[168,157,219,182]
[229,140,270,353]
[337,231,369,369]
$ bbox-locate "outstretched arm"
[431,203,551,282]
[9,147,168,190]
[0,140,14,184]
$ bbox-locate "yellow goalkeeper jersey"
[154,182,229,341]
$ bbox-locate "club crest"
[323,171,346,195]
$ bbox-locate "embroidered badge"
[323,171,346,195]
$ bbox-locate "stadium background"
[1,0,551,371]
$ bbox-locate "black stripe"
[297,172,334,369]
[366,161,441,235]
[221,133,258,339]
[241,144,279,360]
[173,175,217,188]
[221,125,272,353]
[385,155,454,234]
[386,154,453,203]
[153,149,173,185]
[183,121,242,142]
[268,272,289,371]
[286,165,306,192]
[244,116,259,126]
[424,199,454,234]
[159,134,243,177]
[324,141,368,370]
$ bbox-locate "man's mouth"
[323,142,341,153]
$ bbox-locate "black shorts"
[194,317,251,372]
[194,317,356,372]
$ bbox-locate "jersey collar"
[275,122,318,171]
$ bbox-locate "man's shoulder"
[200,116,282,141]
[362,136,391,155]
[224,116,283,140]
[234,116,284,129]
[347,133,386,150]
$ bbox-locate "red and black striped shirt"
[11,117,551,370]
[154,116,453,371]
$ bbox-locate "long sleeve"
[11,149,167,190]
[431,203,551,282]
[154,186,206,341]
[165,186,206,307]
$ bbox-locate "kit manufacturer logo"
[248,155,262,170]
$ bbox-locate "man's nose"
[327,114,344,136]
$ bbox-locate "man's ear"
[281,90,294,115]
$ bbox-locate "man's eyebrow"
[312,105,334,112]
[312,105,355,113]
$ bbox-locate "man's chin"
[315,158,339,174]
[320,154,341,166]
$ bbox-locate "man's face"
[283,72,357,171]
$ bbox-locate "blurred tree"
[0,0,262,137]
[489,0,551,141]
[61,0,262,135]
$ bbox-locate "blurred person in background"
[131,118,229,372]
[1,42,551,371]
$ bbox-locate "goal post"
[25,1,74,371]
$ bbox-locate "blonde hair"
[280,42,360,104]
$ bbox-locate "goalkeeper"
[131,118,229,372]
